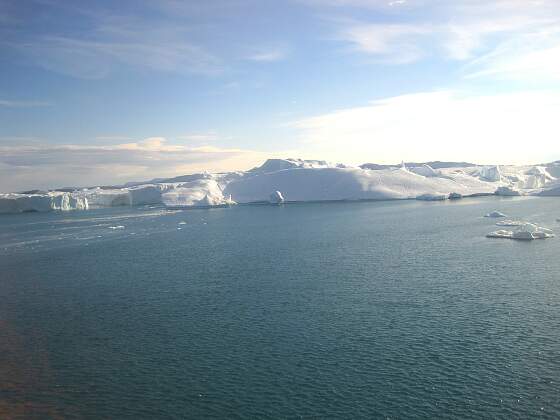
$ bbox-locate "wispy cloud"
[17,27,223,79]
[246,48,288,62]
[0,137,270,191]
[464,28,560,80]
[3,2,225,79]
[0,99,52,108]
[318,0,560,69]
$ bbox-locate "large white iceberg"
[0,192,88,214]
[161,179,234,208]
[1,157,559,214]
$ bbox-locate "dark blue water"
[1,197,559,419]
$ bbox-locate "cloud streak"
[0,138,270,192]
[293,90,560,165]
[0,99,52,108]
[320,0,560,74]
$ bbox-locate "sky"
[1,0,560,191]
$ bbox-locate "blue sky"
[1,0,560,191]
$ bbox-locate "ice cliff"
[1,158,559,214]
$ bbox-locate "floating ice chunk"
[416,193,447,201]
[178,221,187,225]
[496,220,525,227]
[495,186,522,196]
[269,191,285,204]
[485,211,507,218]
[108,225,125,230]
[487,222,554,240]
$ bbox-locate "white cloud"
[246,48,288,62]
[292,90,560,165]
[339,23,432,63]
[0,99,51,107]
[322,0,560,67]
[464,28,560,80]
[0,138,270,192]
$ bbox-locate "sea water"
[1,197,560,418]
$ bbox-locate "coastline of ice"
[1,158,559,214]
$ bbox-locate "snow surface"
[1,158,559,214]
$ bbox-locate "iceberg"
[487,222,554,240]
[161,179,234,208]
[495,186,522,196]
[416,193,447,201]
[1,157,559,215]
[496,220,525,227]
[485,211,507,218]
[269,191,285,204]
[479,165,502,182]
[409,164,441,178]
[0,192,88,214]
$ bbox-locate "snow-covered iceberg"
[161,179,234,208]
[1,157,559,214]
[487,223,554,240]
[0,192,88,214]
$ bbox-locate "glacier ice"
[0,192,88,214]
[1,157,559,214]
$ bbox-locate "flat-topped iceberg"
[1,157,559,214]
[416,193,448,201]
[487,223,554,240]
[0,192,88,213]
[496,220,525,227]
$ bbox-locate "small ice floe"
[108,225,125,230]
[495,186,522,196]
[496,220,525,227]
[485,211,507,218]
[269,190,285,204]
[487,223,554,240]
[178,221,187,225]
[416,193,447,201]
